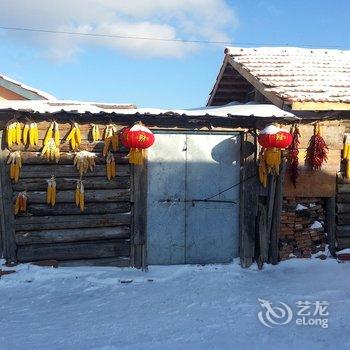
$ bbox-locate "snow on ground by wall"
[0,259,349,350]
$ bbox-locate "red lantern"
[258,125,292,149]
[121,124,155,165]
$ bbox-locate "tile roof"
[225,47,350,104]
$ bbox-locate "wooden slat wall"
[4,121,134,266]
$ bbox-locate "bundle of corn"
[41,139,60,162]
[305,123,328,170]
[46,175,56,207]
[74,151,96,176]
[103,124,118,156]
[28,123,39,147]
[258,149,268,187]
[343,134,350,178]
[288,124,301,187]
[265,148,281,175]
[43,121,60,147]
[14,191,27,215]
[106,152,116,180]
[7,151,22,183]
[75,180,85,212]
[66,123,82,150]
[91,124,101,142]
[6,120,22,147]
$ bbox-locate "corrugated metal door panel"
[185,134,240,263]
[146,133,186,264]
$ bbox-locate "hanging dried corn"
[120,123,155,165]
[66,123,82,150]
[29,123,39,147]
[6,120,22,147]
[106,152,116,180]
[103,124,118,156]
[74,151,96,176]
[288,124,301,187]
[14,191,27,215]
[91,124,101,142]
[305,122,328,170]
[7,151,22,183]
[343,134,350,178]
[258,149,268,187]
[75,180,85,212]
[22,122,29,145]
[46,175,56,207]
[41,138,60,162]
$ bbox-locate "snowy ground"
[0,258,349,350]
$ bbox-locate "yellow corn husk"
[111,133,118,151]
[54,122,60,147]
[10,162,15,179]
[23,124,29,145]
[14,196,20,215]
[79,182,84,212]
[95,124,100,141]
[29,123,34,146]
[51,182,56,207]
[15,122,21,145]
[14,163,20,183]
[33,123,39,145]
[44,123,54,146]
[103,138,111,157]
[71,134,76,150]
[74,123,82,145]
[75,183,80,206]
[66,127,75,141]
[111,160,116,178]
[47,182,52,204]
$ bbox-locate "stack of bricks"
[279,197,328,261]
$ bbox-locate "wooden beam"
[292,101,350,111]
[0,130,17,262]
[227,57,285,109]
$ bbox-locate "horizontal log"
[337,214,350,225]
[337,184,350,194]
[336,226,350,237]
[13,176,130,191]
[337,194,350,203]
[16,226,130,245]
[19,151,129,165]
[337,172,350,184]
[15,213,131,231]
[10,141,129,153]
[14,189,130,204]
[16,202,131,216]
[18,164,130,178]
[17,239,130,262]
[337,203,350,214]
[337,237,350,250]
[58,257,130,267]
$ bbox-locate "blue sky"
[0,0,349,108]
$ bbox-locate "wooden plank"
[16,226,130,245]
[337,194,350,203]
[336,203,350,213]
[131,154,148,269]
[19,164,130,178]
[325,197,336,256]
[292,101,350,111]
[239,132,257,267]
[336,226,350,237]
[269,158,286,265]
[20,151,128,165]
[337,172,350,184]
[15,213,131,231]
[256,200,268,268]
[0,130,17,262]
[58,257,130,267]
[17,239,130,262]
[337,184,350,194]
[337,214,350,225]
[337,237,350,250]
[13,176,130,191]
[13,189,130,204]
[16,202,131,216]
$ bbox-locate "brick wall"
[279,197,328,261]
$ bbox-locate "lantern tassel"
[129,148,145,165]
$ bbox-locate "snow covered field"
[0,258,349,350]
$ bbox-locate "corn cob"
[14,191,27,215]
[75,180,85,212]
[29,123,39,146]
[7,151,22,182]
[106,152,116,180]
[23,123,30,145]
[6,120,20,148]
[103,124,118,156]
[74,151,96,176]
[54,122,60,147]
[46,176,56,207]
[44,123,54,146]
[91,124,100,142]
[15,122,22,145]
[41,138,60,163]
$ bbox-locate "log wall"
[1,120,138,267]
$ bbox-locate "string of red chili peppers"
[305,122,328,170]
[288,124,301,187]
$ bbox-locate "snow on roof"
[0,74,56,100]
[0,100,297,120]
[225,47,350,104]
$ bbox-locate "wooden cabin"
[0,100,297,268]
[208,47,350,266]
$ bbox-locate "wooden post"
[239,132,258,268]
[268,157,287,265]
[0,130,17,262]
[325,197,336,256]
[131,154,148,269]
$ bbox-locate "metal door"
[147,132,240,265]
